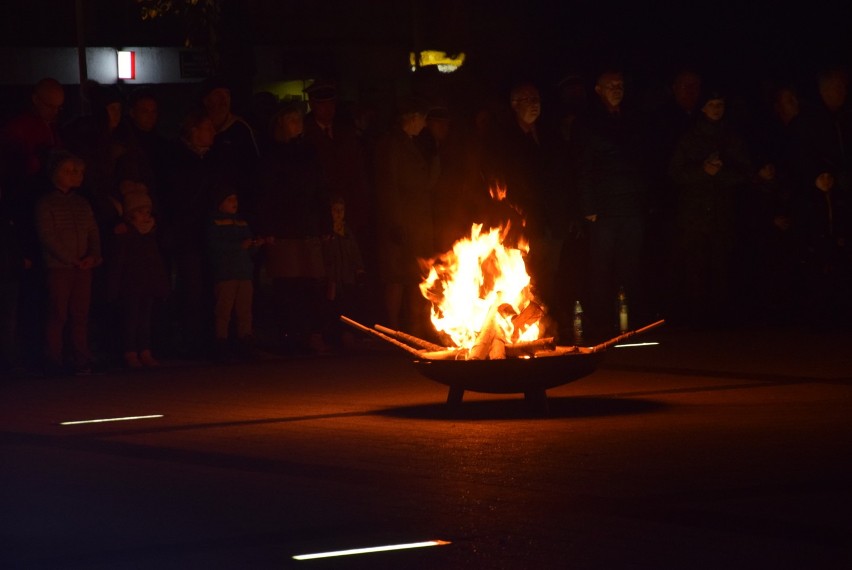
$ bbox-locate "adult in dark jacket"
[121,88,171,203]
[257,103,327,353]
[200,79,261,222]
[575,70,649,337]
[0,78,65,210]
[789,70,852,328]
[787,68,851,233]
[159,110,219,357]
[374,96,439,338]
[481,82,567,325]
[668,89,752,326]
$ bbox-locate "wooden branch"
[374,324,446,351]
[533,345,581,357]
[488,337,506,359]
[340,315,423,357]
[590,319,666,352]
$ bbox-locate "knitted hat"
[123,190,152,215]
[699,87,725,108]
[211,181,238,210]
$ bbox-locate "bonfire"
[341,186,663,362]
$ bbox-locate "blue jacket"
[206,212,256,281]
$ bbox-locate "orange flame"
[420,223,541,349]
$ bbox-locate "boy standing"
[207,186,269,360]
[36,151,101,375]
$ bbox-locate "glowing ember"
[420,222,542,353]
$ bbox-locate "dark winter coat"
[257,137,324,239]
[374,126,439,283]
[576,103,649,219]
[668,117,752,238]
[107,224,170,301]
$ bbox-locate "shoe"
[139,349,160,367]
[124,351,143,368]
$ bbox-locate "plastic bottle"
[573,300,584,345]
[617,286,628,332]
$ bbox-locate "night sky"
[2,0,850,102]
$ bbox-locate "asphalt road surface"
[2,325,851,569]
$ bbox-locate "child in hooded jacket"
[107,188,170,368]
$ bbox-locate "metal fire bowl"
[410,351,604,395]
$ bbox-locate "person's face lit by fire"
[218,194,239,215]
[595,73,624,110]
[128,206,153,228]
[277,110,304,141]
[672,71,701,113]
[702,98,725,122]
[511,85,541,126]
[331,201,345,228]
[190,117,216,150]
[130,97,159,133]
[309,98,336,125]
[32,82,65,124]
[52,158,85,193]
[202,87,232,130]
[402,111,427,136]
[106,101,122,131]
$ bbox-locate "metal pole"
[76,0,88,85]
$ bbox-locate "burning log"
[511,301,543,343]
[468,299,502,360]
[488,336,506,360]
[505,337,556,357]
[341,316,464,360]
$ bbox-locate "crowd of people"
[1,63,850,376]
